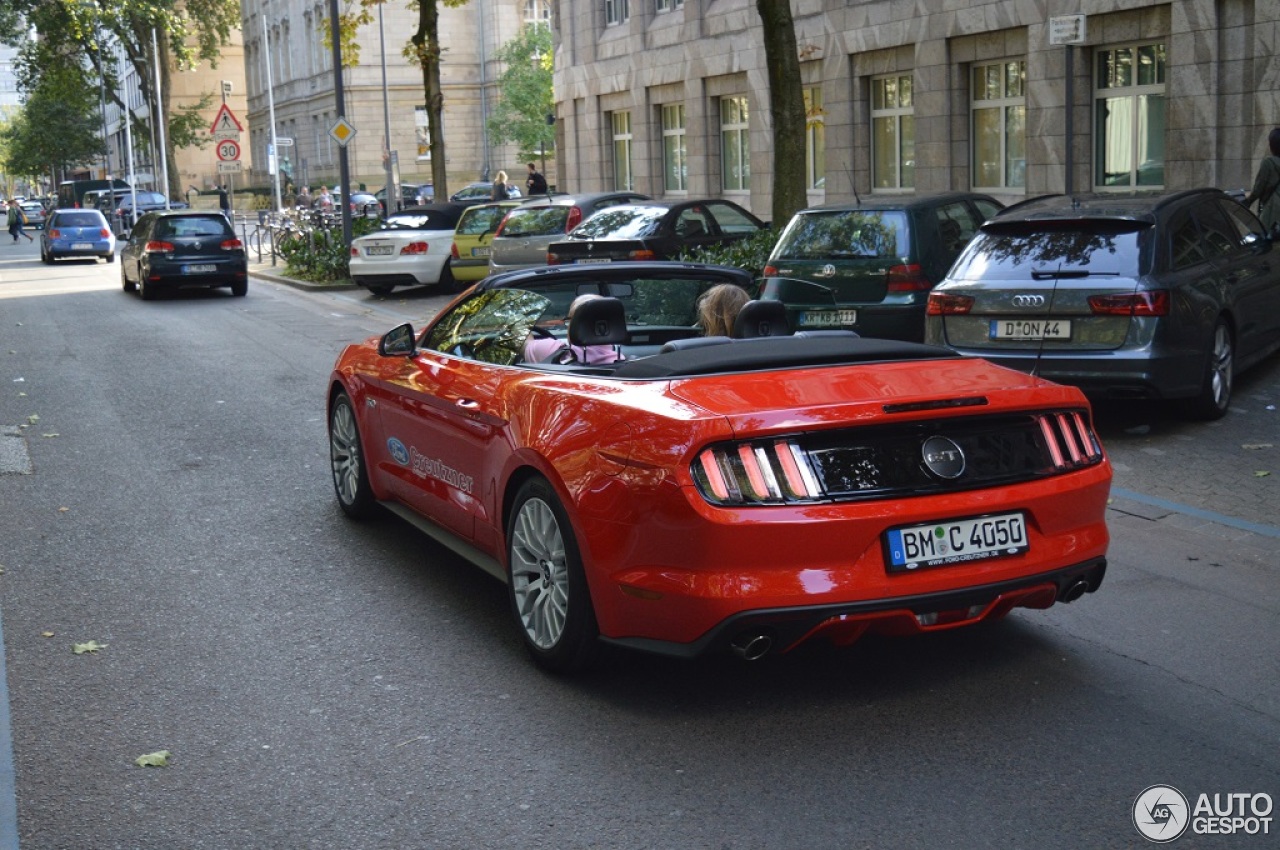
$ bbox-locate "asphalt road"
[0,244,1277,849]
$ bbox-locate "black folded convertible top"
[610,336,959,379]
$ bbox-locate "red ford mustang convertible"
[328,263,1111,672]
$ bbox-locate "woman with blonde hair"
[696,283,750,337]
[491,171,510,200]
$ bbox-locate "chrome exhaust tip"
[1060,579,1090,603]
[730,632,774,661]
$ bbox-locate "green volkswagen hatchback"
[761,193,1003,341]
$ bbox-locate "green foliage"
[678,229,781,278]
[0,54,105,178]
[279,217,381,283]
[486,25,554,160]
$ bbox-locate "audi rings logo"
[1133,785,1190,843]
[1011,294,1046,308]
[921,436,965,479]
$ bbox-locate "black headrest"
[732,299,791,338]
[569,297,628,346]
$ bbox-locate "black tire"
[438,263,467,295]
[41,251,53,265]
[1187,318,1233,420]
[139,274,157,301]
[105,252,115,264]
[328,391,378,519]
[231,278,248,297]
[121,264,136,293]
[366,284,394,297]
[506,477,603,674]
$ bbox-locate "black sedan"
[546,199,766,265]
[120,211,248,300]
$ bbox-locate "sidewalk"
[247,258,358,292]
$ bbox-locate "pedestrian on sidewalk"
[217,184,231,220]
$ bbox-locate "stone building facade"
[242,1,552,198]
[553,0,1280,218]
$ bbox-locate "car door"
[1210,198,1280,358]
[374,289,549,542]
[123,214,152,278]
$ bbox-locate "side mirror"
[378,323,417,357]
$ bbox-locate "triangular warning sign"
[209,103,243,135]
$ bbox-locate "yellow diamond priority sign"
[329,117,357,147]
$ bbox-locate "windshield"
[570,208,662,239]
[772,210,907,260]
[54,213,104,228]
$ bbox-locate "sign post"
[1049,15,1088,193]
[209,103,243,219]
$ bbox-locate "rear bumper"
[145,259,247,287]
[938,348,1203,401]
[605,558,1107,660]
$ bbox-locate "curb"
[248,264,359,292]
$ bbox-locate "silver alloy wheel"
[329,400,363,506]
[509,497,569,650]
[1207,322,1233,410]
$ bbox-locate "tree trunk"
[413,0,449,199]
[756,0,807,227]
[158,28,182,202]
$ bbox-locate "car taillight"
[220,238,243,251]
[565,206,583,232]
[49,229,61,238]
[762,264,779,276]
[627,249,658,261]
[926,292,974,315]
[100,228,112,238]
[400,242,428,255]
[546,250,566,265]
[886,263,932,292]
[145,240,175,253]
[692,439,823,505]
[451,243,460,260]
[350,246,359,257]
[1088,290,1169,316]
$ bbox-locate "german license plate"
[575,258,611,264]
[885,511,1028,572]
[72,242,93,250]
[184,264,217,274]
[990,319,1071,340]
[366,245,395,256]
[799,309,857,327]
[471,246,491,257]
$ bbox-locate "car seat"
[732,299,791,338]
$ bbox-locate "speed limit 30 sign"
[216,139,241,161]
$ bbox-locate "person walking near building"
[217,184,231,220]
[7,202,33,243]
[526,162,548,195]
[1243,127,1280,232]
[491,171,510,200]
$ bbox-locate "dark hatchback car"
[487,191,650,273]
[760,192,1004,341]
[925,189,1280,419]
[546,199,767,266]
[120,211,248,300]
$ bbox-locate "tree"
[486,24,554,163]
[10,0,239,199]
[0,57,105,184]
[756,0,807,227]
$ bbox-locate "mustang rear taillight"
[1088,290,1169,316]
[926,292,974,315]
[693,439,822,505]
[220,238,243,251]
[145,240,176,253]
[1036,411,1104,470]
[886,263,932,292]
[400,242,428,255]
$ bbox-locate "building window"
[656,0,683,11]
[871,74,914,190]
[662,104,687,192]
[721,96,750,192]
[804,87,825,190]
[971,60,1026,191]
[612,111,634,190]
[525,0,550,27]
[605,0,630,26]
[1094,42,1166,189]
[415,106,431,160]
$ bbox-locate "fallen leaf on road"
[40,433,59,438]
[41,632,54,638]
[57,507,69,513]
[72,640,106,654]
[26,414,38,424]
[1242,443,1273,450]
[134,750,171,768]
[1254,471,1271,478]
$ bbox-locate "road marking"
[0,603,18,849]
[1111,486,1280,539]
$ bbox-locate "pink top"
[523,336,622,365]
